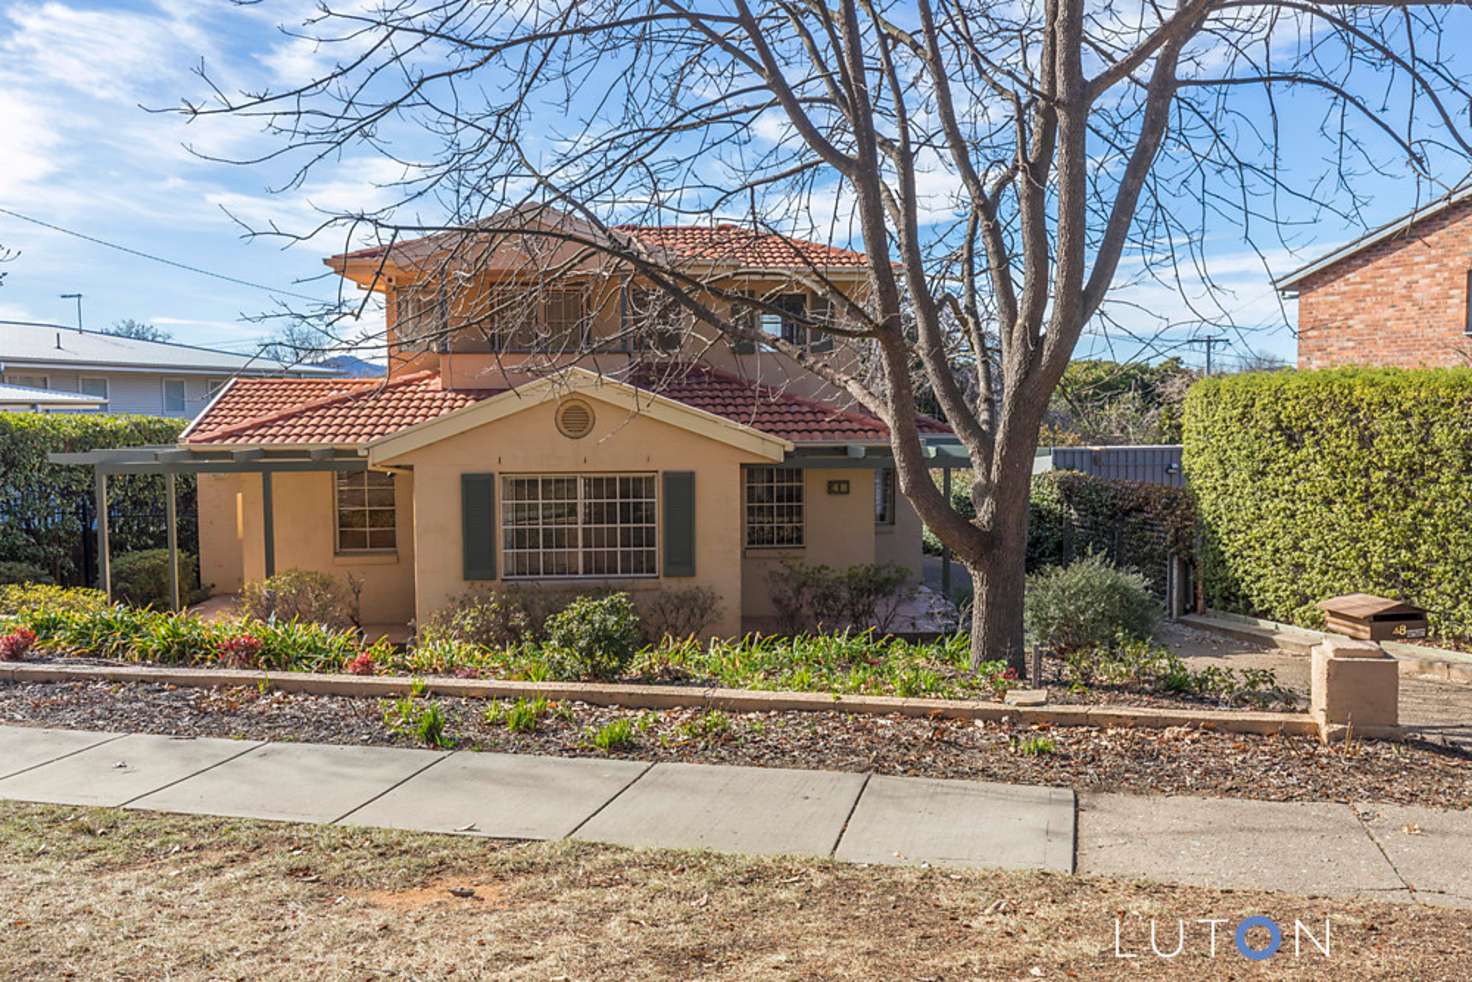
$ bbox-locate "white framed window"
[206,378,226,400]
[79,377,109,408]
[501,473,657,578]
[5,374,48,390]
[335,470,397,552]
[745,466,804,548]
[162,378,187,414]
[875,467,896,526]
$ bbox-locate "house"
[1275,186,1472,368]
[53,215,950,637]
[0,321,338,417]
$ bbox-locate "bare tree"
[178,0,1472,673]
[0,243,16,288]
[105,318,173,343]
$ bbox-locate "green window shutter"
[462,472,497,580]
[662,471,696,577]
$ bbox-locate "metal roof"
[1273,185,1472,294]
[0,322,338,376]
[0,381,109,406]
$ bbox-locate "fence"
[1046,444,1185,487]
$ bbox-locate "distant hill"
[312,354,387,378]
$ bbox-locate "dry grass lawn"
[1,801,1469,980]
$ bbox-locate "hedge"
[0,413,197,584]
[1183,368,1472,639]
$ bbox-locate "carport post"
[94,469,111,601]
[165,471,180,611]
[262,471,276,578]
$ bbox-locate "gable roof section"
[369,367,790,463]
[328,213,869,275]
[182,363,948,451]
[0,322,338,376]
[1274,185,1472,293]
[635,362,949,443]
[183,372,495,446]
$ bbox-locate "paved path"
[0,726,1072,873]
[1,725,1467,907]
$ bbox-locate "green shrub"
[239,569,355,629]
[0,583,108,616]
[1185,368,1472,639]
[417,587,532,647]
[109,549,202,608]
[0,412,196,582]
[0,561,52,585]
[1024,553,1159,652]
[541,592,643,679]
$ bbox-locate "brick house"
[1276,187,1472,368]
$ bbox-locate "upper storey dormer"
[324,207,873,396]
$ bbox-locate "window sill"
[875,525,897,535]
[743,547,806,558]
[334,551,400,566]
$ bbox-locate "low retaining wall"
[0,661,1319,738]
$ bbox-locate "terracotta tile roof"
[332,223,868,270]
[630,363,949,444]
[185,365,947,448]
[616,225,868,269]
[185,372,496,445]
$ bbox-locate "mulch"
[2,678,1468,809]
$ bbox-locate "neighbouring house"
[0,321,338,417]
[52,213,953,636]
[1275,186,1472,368]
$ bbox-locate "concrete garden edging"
[1183,610,1472,687]
[0,661,1321,738]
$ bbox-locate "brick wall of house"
[1296,197,1472,369]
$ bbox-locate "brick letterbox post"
[1310,637,1399,741]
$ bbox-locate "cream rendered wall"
[234,470,418,624]
[874,485,923,583]
[740,467,878,624]
[380,395,767,637]
[196,473,245,594]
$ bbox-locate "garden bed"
[1,678,1467,808]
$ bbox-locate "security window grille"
[625,287,683,351]
[501,474,657,578]
[875,467,896,526]
[395,288,447,352]
[745,466,804,547]
[336,471,398,552]
[487,290,588,352]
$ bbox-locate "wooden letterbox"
[1317,593,1428,642]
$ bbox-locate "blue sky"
[0,1,1458,371]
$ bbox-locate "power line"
[0,206,327,304]
[1184,335,1231,375]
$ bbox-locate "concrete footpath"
[1,725,1468,907]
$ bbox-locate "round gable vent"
[556,398,596,439]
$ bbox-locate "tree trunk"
[967,486,1031,677]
